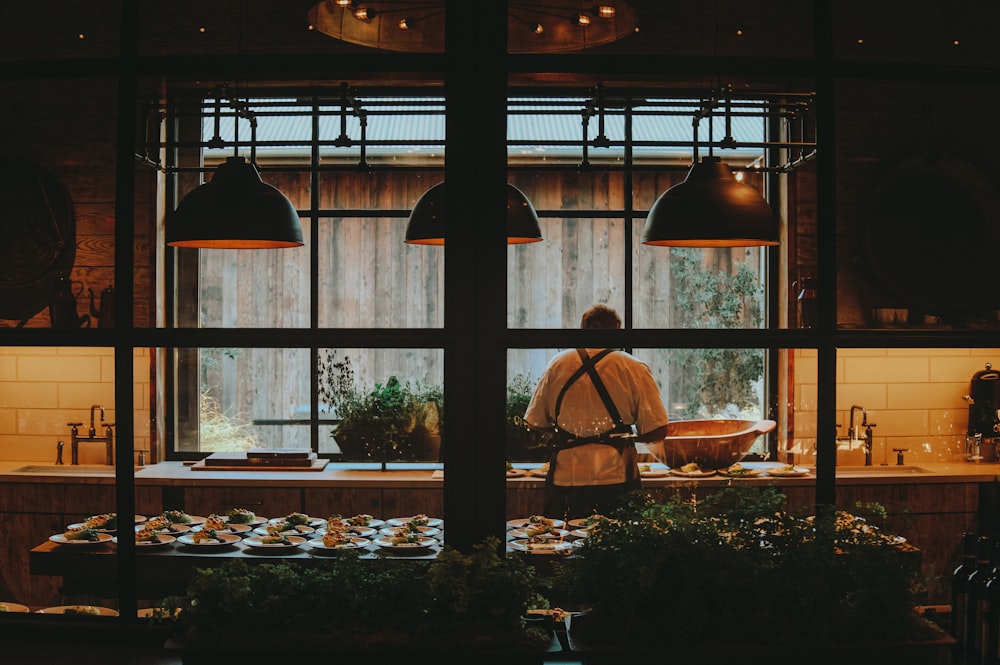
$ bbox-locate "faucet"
[848,405,866,441]
[863,415,877,466]
[67,405,115,465]
[55,440,64,465]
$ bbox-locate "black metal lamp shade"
[642,156,779,247]
[167,156,304,249]
[404,182,543,245]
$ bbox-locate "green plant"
[163,538,550,653]
[505,373,552,462]
[318,351,443,462]
[554,485,943,649]
[668,249,764,419]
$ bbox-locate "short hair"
[580,304,621,330]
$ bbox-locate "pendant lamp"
[404,182,543,245]
[641,156,778,247]
[166,156,304,249]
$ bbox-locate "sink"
[10,465,139,475]
[833,465,930,475]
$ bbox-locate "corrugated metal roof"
[204,100,764,161]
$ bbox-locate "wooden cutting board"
[190,457,329,472]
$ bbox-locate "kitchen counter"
[0,460,998,486]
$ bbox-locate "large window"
[162,86,815,461]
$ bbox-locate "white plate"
[0,602,30,613]
[506,468,528,477]
[506,517,565,530]
[378,526,441,538]
[177,532,241,547]
[669,469,717,478]
[161,513,206,525]
[386,516,443,528]
[67,514,146,532]
[567,516,605,529]
[316,525,377,539]
[253,524,315,537]
[144,522,190,535]
[640,469,670,477]
[49,532,114,546]
[372,536,437,551]
[718,468,763,478]
[344,516,384,529]
[569,529,589,539]
[114,533,176,547]
[509,539,573,554]
[224,512,268,527]
[307,536,371,551]
[508,527,569,540]
[243,535,307,550]
[192,523,251,536]
[37,605,119,616]
[268,516,325,529]
[765,467,810,477]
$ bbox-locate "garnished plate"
[507,517,566,530]
[639,469,671,478]
[113,533,176,547]
[192,523,251,536]
[718,468,762,478]
[307,537,371,551]
[527,466,549,477]
[567,516,605,530]
[49,532,113,546]
[268,515,326,529]
[569,529,590,539]
[253,524,315,537]
[508,539,573,554]
[508,527,569,540]
[176,532,241,547]
[242,535,307,550]
[506,468,528,477]
[669,468,717,478]
[372,536,437,551]
[316,525,377,539]
[765,466,811,477]
[378,526,441,538]
[386,516,443,528]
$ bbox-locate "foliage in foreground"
[554,485,943,648]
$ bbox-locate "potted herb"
[318,351,443,462]
[506,373,552,462]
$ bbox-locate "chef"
[523,304,669,519]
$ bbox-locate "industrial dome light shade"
[404,182,543,245]
[167,156,304,249]
[642,156,779,247]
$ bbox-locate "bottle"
[957,533,979,652]
[968,536,993,664]
[983,540,1000,665]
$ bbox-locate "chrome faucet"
[67,405,115,465]
[848,405,866,441]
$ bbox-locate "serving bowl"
[645,419,777,470]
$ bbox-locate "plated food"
[508,527,569,540]
[386,515,443,528]
[507,516,566,530]
[639,464,670,478]
[765,464,810,477]
[243,535,307,550]
[527,463,550,477]
[50,530,114,546]
[343,513,384,529]
[37,605,119,616]
[719,463,762,478]
[254,523,315,537]
[379,525,441,539]
[669,463,716,478]
[124,528,176,547]
[506,468,528,477]
[161,510,204,525]
[567,514,606,530]
[508,538,573,554]
[177,531,241,547]
[373,535,437,551]
[308,533,370,551]
[226,508,265,526]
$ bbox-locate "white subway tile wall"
[793,348,1000,464]
[0,347,151,464]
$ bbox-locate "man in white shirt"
[523,304,669,519]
